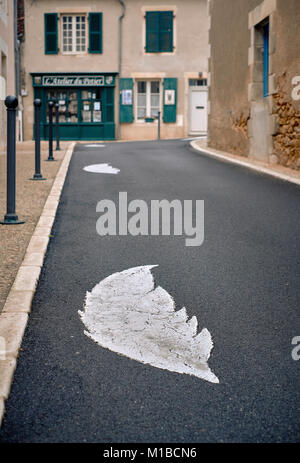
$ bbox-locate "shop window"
[81,89,102,123]
[62,15,87,54]
[145,11,173,53]
[136,80,160,120]
[46,89,103,124]
[47,90,78,123]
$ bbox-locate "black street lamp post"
[31,98,46,180]
[47,100,55,161]
[55,103,61,151]
[157,111,161,140]
[0,96,24,225]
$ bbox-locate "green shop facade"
[31,72,117,140]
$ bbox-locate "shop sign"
[33,75,115,87]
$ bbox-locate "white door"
[189,88,208,134]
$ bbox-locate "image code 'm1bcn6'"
[147,447,197,459]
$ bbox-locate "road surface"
[0,140,299,442]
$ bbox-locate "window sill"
[61,51,88,56]
[144,51,175,56]
[135,120,159,125]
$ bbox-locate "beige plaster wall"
[22,0,209,141]
[0,0,16,150]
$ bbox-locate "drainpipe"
[14,0,23,140]
[117,0,125,140]
[14,0,18,96]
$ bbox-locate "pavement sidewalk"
[0,140,75,423]
[191,138,300,186]
[0,141,71,313]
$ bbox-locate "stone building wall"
[269,0,300,169]
[271,73,300,169]
[208,0,300,170]
[207,0,261,157]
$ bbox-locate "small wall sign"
[122,89,133,105]
[165,89,175,105]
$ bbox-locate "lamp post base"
[30,174,46,181]
[0,214,25,225]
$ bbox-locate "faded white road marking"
[84,144,106,148]
[182,136,207,141]
[83,163,120,174]
[79,265,219,383]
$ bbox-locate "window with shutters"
[61,15,87,54]
[145,11,173,53]
[45,12,102,55]
[136,80,161,120]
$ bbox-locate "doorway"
[189,79,208,135]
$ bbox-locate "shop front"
[31,73,117,140]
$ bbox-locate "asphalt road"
[0,140,299,443]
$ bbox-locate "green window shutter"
[89,13,103,53]
[146,12,160,52]
[119,78,133,123]
[44,13,58,54]
[163,78,177,123]
[146,11,173,52]
[159,11,173,52]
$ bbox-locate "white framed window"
[0,0,8,24]
[136,80,161,120]
[0,75,6,100]
[0,0,7,15]
[189,78,207,87]
[61,15,87,54]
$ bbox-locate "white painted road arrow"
[83,163,120,174]
[79,265,219,383]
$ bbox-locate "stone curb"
[190,140,300,187]
[0,142,76,426]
